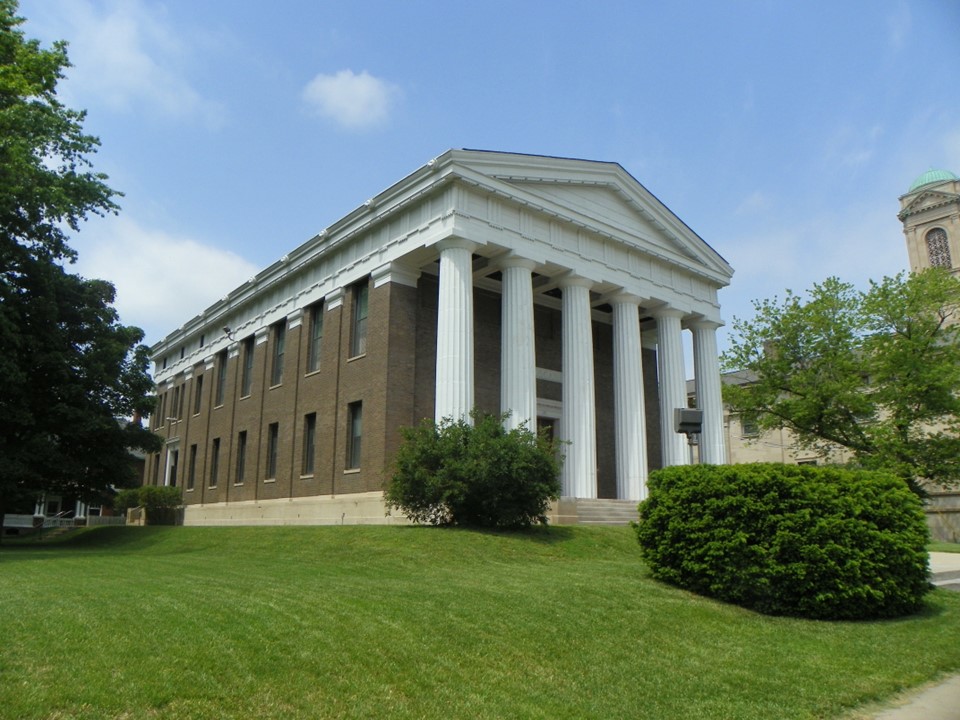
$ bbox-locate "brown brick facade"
[147,274,667,506]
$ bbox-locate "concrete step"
[932,569,960,586]
[574,499,639,525]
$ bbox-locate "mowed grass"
[2,526,959,720]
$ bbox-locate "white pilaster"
[435,238,477,424]
[611,294,647,500]
[653,307,689,467]
[692,320,727,464]
[559,275,597,498]
[500,257,537,432]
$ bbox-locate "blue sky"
[18,0,960,357]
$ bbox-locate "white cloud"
[26,0,224,127]
[734,190,769,216]
[72,216,260,346]
[886,1,911,51]
[715,196,908,354]
[942,127,960,171]
[823,123,884,171]
[302,69,400,129]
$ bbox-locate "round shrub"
[635,464,930,620]
[385,412,561,529]
[112,487,142,514]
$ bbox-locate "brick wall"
[147,273,667,510]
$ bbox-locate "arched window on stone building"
[926,228,952,268]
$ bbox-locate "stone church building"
[899,168,960,275]
[145,150,734,525]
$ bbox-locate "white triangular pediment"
[440,152,731,282]
[507,180,697,259]
[902,190,960,216]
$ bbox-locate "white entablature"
[152,149,733,386]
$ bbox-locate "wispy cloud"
[734,190,769,216]
[72,216,260,346]
[886,1,911,51]
[302,69,400,130]
[26,0,224,127]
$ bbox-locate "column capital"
[609,291,643,307]
[649,305,685,321]
[498,254,538,271]
[687,317,724,332]
[558,273,594,291]
[286,307,304,330]
[372,261,421,289]
[436,236,478,254]
[325,286,345,309]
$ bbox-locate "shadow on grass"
[389,523,580,544]
[0,526,168,556]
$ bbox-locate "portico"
[431,255,728,500]
[425,152,732,499]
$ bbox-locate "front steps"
[552,498,639,526]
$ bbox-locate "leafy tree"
[722,269,960,494]
[0,1,160,530]
[385,412,562,529]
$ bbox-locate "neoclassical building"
[145,150,734,525]
[899,168,960,275]
[900,167,960,541]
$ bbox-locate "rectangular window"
[270,322,285,386]
[209,438,220,487]
[167,449,179,487]
[740,414,759,438]
[346,401,362,470]
[187,444,198,490]
[240,337,254,397]
[350,282,369,357]
[157,393,166,427]
[303,413,316,476]
[307,303,324,373]
[266,422,279,479]
[215,350,228,406]
[236,431,247,484]
[169,386,180,421]
[176,383,185,419]
[193,375,203,415]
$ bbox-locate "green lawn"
[929,541,960,553]
[1,525,959,720]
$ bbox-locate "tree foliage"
[385,412,562,529]
[722,270,960,492]
[0,1,159,523]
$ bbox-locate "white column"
[611,294,647,500]
[500,257,537,432]
[559,275,597,498]
[435,238,477,424]
[692,320,727,464]
[653,307,689,466]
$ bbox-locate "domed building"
[898,168,960,274]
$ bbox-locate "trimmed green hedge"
[635,464,930,620]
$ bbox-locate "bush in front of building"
[385,412,562,529]
[112,485,182,525]
[112,488,142,515]
[634,463,930,620]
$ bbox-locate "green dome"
[908,168,959,192]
